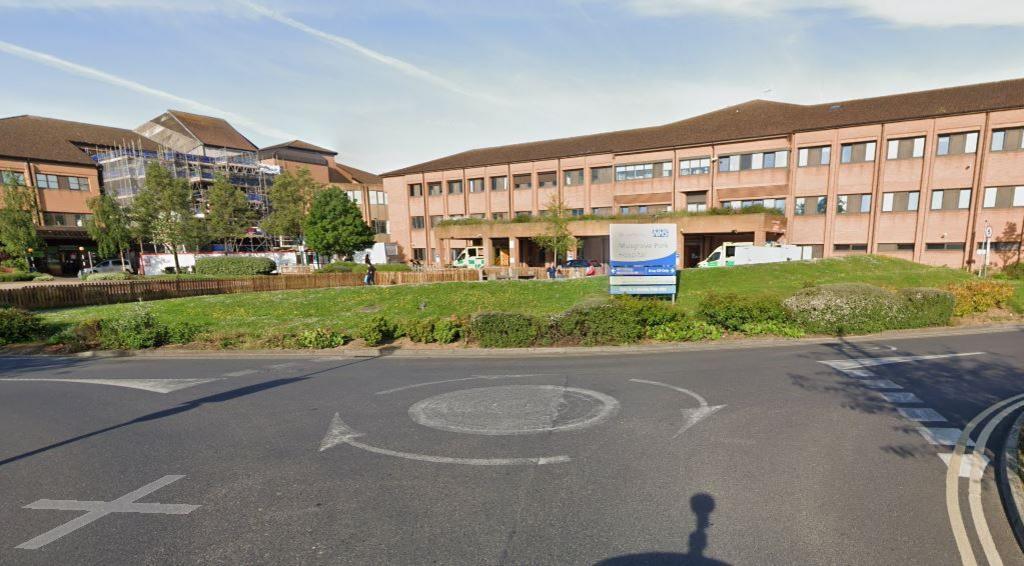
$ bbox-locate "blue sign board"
[609,224,678,298]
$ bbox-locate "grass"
[39,255,1018,344]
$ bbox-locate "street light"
[79,246,93,269]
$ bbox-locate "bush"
[297,328,349,349]
[900,288,956,327]
[784,283,910,335]
[469,313,544,348]
[554,303,644,345]
[738,321,806,338]
[359,315,397,346]
[194,256,276,276]
[319,261,412,274]
[1,257,30,272]
[999,263,1024,280]
[47,319,101,352]
[946,280,1015,316]
[0,271,34,282]
[97,306,166,349]
[432,318,462,344]
[649,319,722,342]
[401,318,437,343]
[32,273,54,281]
[85,272,136,281]
[318,262,354,273]
[613,296,687,327]
[697,293,790,331]
[0,307,44,345]
[165,321,203,345]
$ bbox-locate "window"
[73,214,91,227]
[886,137,925,160]
[563,169,584,186]
[491,212,508,220]
[614,161,671,181]
[718,150,788,172]
[978,241,1021,252]
[881,191,920,212]
[591,206,612,216]
[1,170,26,185]
[679,158,711,176]
[411,216,425,229]
[570,208,585,216]
[794,196,826,216]
[936,132,979,156]
[798,146,831,167]
[537,171,557,188]
[833,244,868,252]
[43,212,66,226]
[836,194,871,214]
[929,189,971,210]
[429,215,444,227]
[722,198,785,211]
[982,186,1024,208]
[35,173,58,189]
[412,248,426,261]
[468,178,484,193]
[427,182,442,196]
[490,176,508,191]
[877,243,915,252]
[840,141,876,164]
[409,183,423,197]
[345,190,363,204]
[590,166,613,184]
[991,127,1024,152]
[469,213,486,219]
[926,242,965,251]
[67,176,89,191]
[369,191,388,205]
[372,219,388,234]
[513,174,532,190]
[515,210,532,218]
[685,192,707,213]
[447,180,463,194]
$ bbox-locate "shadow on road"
[0,355,92,376]
[0,357,377,468]
[594,493,730,566]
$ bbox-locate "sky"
[0,1,1022,174]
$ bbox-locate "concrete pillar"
[509,237,517,265]
[676,230,686,269]
[483,237,494,267]
[754,230,767,245]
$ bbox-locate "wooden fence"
[0,270,480,310]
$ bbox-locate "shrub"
[32,273,54,281]
[297,327,349,349]
[900,287,956,327]
[784,283,906,336]
[613,296,687,327]
[359,315,397,346]
[0,307,44,346]
[47,320,101,352]
[432,318,462,344]
[554,303,644,345]
[165,321,203,345]
[194,256,276,276]
[738,321,806,338]
[0,271,34,282]
[469,313,544,348]
[402,318,437,343]
[697,293,790,331]
[96,306,166,349]
[649,319,722,342]
[319,261,411,274]
[318,262,354,273]
[999,263,1024,280]
[1,257,30,272]
[85,272,135,281]
[946,279,1015,316]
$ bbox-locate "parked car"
[78,258,133,278]
[562,259,600,268]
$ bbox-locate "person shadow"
[594,493,730,566]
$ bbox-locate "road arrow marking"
[0,378,222,394]
[675,405,726,438]
[819,352,985,371]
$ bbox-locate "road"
[1,329,1023,565]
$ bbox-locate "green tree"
[0,179,42,266]
[264,168,319,243]
[86,194,133,264]
[304,187,376,260]
[531,195,578,265]
[133,162,197,274]
[205,174,254,252]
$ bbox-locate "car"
[78,258,133,278]
[562,259,600,268]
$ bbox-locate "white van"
[452,247,485,269]
[697,242,810,268]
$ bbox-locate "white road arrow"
[0,378,223,394]
[629,379,726,437]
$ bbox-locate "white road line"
[0,378,222,394]
[375,374,555,395]
[269,363,300,370]
[223,369,258,377]
[938,453,990,479]
[919,427,975,447]
[820,352,985,371]
[841,369,875,377]
[967,400,1024,566]
[876,392,922,403]
[628,379,726,437]
[897,407,947,422]
[859,379,902,389]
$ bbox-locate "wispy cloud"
[0,39,298,141]
[615,0,1024,27]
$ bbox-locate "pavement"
[1,329,1023,565]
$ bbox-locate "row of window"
[35,174,90,191]
[42,212,92,227]
[832,242,1021,253]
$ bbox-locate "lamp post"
[26,247,34,272]
[79,246,93,269]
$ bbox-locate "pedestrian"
[585,261,597,277]
[546,262,556,279]
[364,256,376,286]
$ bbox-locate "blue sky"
[0,0,1022,173]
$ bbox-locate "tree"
[264,168,320,244]
[304,187,376,261]
[531,195,577,265]
[205,174,254,252]
[86,194,133,264]
[133,162,198,274]
[0,179,42,266]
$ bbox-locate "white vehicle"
[697,242,810,268]
[452,247,485,269]
[78,258,133,278]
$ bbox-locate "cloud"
[0,40,299,141]
[616,0,1024,27]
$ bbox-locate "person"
[546,262,556,279]
[364,256,376,285]
[585,261,597,277]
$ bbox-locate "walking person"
[364,256,376,286]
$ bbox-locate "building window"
[614,161,671,181]
[569,208,584,216]
[886,137,925,160]
[991,127,1024,152]
[840,141,876,164]
[978,241,1021,252]
[833,243,868,252]
[369,191,388,205]
[372,219,388,234]
[412,248,426,261]
[930,189,971,210]
[836,194,871,214]
[563,169,584,186]
[345,190,363,204]
[936,132,979,156]
[513,174,532,190]
[469,213,486,219]
[722,198,785,211]
[925,242,965,251]
[718,150,788,172]
[411,216,425,230]
[515,210,532,218]
[43,212,66,226]
[982,186,1024,208]
[35,173,58,189]
[794,196,826,216]
[877,243,916,252]
[447,180,463,194]
[685,192,707,212]
[490,176,508,191]
[590,166,613,184]
[468,178,485,193]
[427,182,442,196]
[1,170,26,185]
[798,146,830,167]
[491,211,508,220]
[408,183,423,197]
[67,176,89,191]
[429,215,444,227]
[881,191,920,212]
[537,171,557,188]
[679,158,710,176]
[591,206,612,216]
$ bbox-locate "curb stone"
[1000,410,1024,552]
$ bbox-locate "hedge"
[194,256,276,276]
[945,280,1014,316]
[0,271,35,282]
[469,313,544,348]
[784,283,955,335]
[697,293,791,331]
[319,261,411,274]
[0,307,44,345]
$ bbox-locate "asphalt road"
[1,329,1024,565]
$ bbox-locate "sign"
[985,225,993,239]
[609,224,678,297]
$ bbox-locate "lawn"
[40,255,1018,342]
